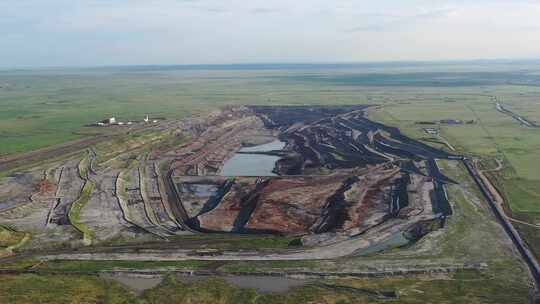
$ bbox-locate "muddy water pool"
[101,273,163,293]
[220,140,285,176]
[102,273,308,294]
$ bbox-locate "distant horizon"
[3,1,540,69]
[3,57,540,72]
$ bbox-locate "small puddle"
[221,140,285,176]
[178,275,308,293]
[102,273,308,294]
[101,273,163,294]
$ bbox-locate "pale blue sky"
[1,0,539,67]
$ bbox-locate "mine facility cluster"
[93,115,161,127]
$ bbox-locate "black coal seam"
[425,158,458,184]
[195,179,234,217]
[430,180,453,216]
[165,170,197,232]
[275,155,303,175]
[292,123,385,168]
[351,138,388,162]
[402,217,446,243]
[293,134,321,169]
[389,174,410,216]
[420,159,454,216]
[399,160,425,176]
[312,176,359,233]
[231,178,271,233]
[374,134,441,160]
[353,116,457,159]
[249,105,369,128]
[51,166,82,226]
[267,107,458,172]
[373,138,419,160]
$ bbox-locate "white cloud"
[1,0,540,67]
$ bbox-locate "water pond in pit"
[102,273,308,294]
[220,140,285,176]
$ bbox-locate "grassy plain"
[0,271,529,304]
[0,225,25,248]
[0,274,137,304]
[0,68,376,155]
[2,64,539,156]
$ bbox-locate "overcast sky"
[2,0,540,68]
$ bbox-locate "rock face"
[244,176,345,234]
[171,105,455,243]
[196,178,259,232]
[179,166,403,236]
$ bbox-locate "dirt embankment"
[0,136,103,173]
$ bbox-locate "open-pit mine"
[172,105,455,245]
[0,105,459,261]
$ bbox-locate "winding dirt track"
[0,124,146,173]
[0,136,104,172]
[476,159,540,229]
[36,216,424,262]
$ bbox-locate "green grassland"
[0,225,25,248]
[0,270,529,304]
[0,68,377,155]
[139,272,528,304]
[0,274,137,304]
[2,65,540,156]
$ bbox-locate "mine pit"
[167,105,456,250]
[0,105,457,256]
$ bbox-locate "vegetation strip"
[67,154,95,244]
[0,262,486,278]
[67,180,95,245]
